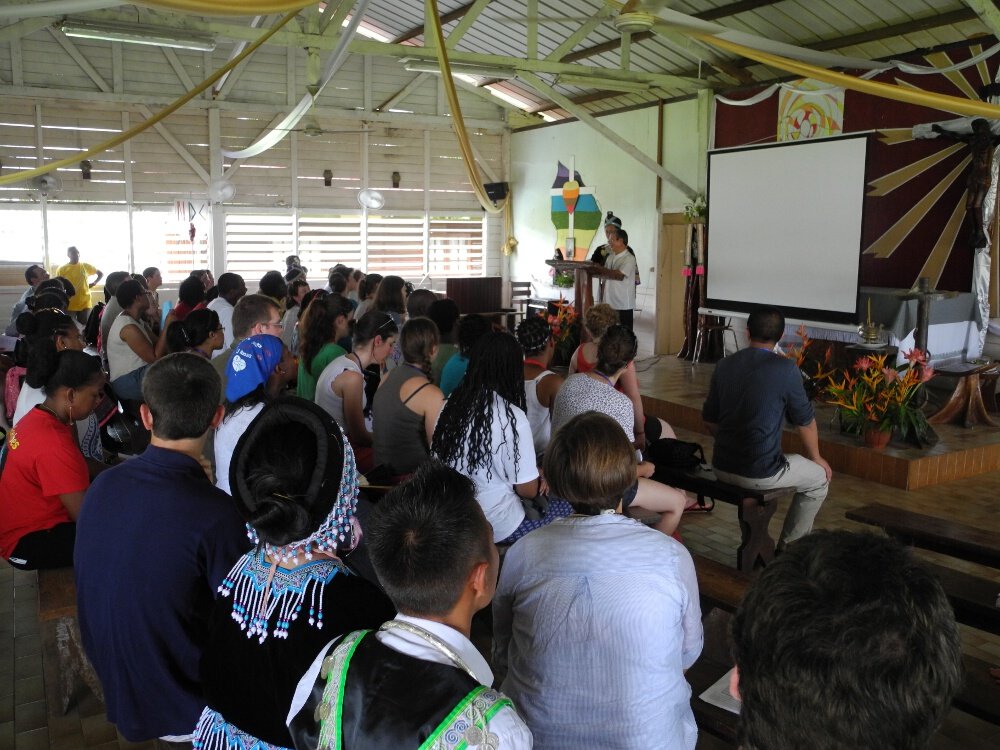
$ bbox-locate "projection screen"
[705,133,870,325]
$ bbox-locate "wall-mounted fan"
[30,174,62,197]
[357,188,385,210]
[209,179,236,204]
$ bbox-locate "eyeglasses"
[212,326,225,333]
[262,320,284,331]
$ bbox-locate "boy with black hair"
[75,353,250,745]
[288,461,532,749]
[731,530,962,750]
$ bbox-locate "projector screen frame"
[704,131,873,326]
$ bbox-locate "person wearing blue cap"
[214,334,295,495]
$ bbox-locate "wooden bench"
[38,567,104,713]
[688,554,1000,733]
[918,560,1000,637]
[846,503,1000,570]
[655,468,795,570]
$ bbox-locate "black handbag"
[647,437,706,471]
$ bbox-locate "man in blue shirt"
[702,306,831,550]
[75,353,250,744]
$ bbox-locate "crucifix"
[930,118,1000,248]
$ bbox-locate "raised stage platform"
[636,355,1000,490]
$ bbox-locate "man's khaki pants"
[714,454,829,546]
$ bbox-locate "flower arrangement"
[825,349,934,439]
[684,192,707,222]
[546,297,579,364]
[781,325,836,400]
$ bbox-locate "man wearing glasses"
[211,294,283,403]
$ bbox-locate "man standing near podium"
[604,227,637,331]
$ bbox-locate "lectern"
[544,260,619,320]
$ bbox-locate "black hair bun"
[244,471,313,546]
[15,311,39,336]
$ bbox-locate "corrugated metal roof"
[6,0,994,125]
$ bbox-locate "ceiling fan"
[494,0,671,34]
[274,116,373,138]
[491,0,740,84]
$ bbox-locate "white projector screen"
[705,134,869,325]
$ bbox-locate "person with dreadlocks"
[432,331,572,544]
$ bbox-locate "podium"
[544,260,618,320]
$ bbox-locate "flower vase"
[863,426,891,450]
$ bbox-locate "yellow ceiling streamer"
[696,33,1000,120]
[426,0,506,216]
[136,0,315,14]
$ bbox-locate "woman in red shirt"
[0,344,105,569]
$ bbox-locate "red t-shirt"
[0,407,88,558]
[173,300,206,322]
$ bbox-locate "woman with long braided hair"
[432,331,571,543]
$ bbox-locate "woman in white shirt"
[107,279,168,402]
[314,311,398,474]
[515,316,563,458]
[214,334,295,495]
[431,331,571,543]
[493,411,703,750]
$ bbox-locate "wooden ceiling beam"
[961,0,1000,42]
[697,0,786,23]
[391,0,475,44]
[809,8,979,52]
[529,8,984,116]
[670,8,981,79]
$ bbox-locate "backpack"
[647,437,706,471]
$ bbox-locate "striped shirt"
[493,515,702,749]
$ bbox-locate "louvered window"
[132,210,210,284]
[365,213,425,276]
[428,216,485,278]
[224,213,294,282]
[296,213,363,276]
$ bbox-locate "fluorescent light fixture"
[557,74,652,93]
[60,20,216,52]
[400,58,517,80]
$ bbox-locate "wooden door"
[656,213,689,354]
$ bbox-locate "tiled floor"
[3,315,999,748]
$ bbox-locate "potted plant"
[824,350,935,449]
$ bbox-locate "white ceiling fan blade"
[653,7,890,71]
